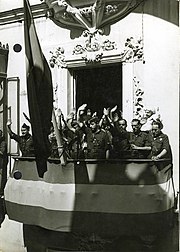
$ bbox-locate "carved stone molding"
[133,76,144,119]
[72,29,117,62]
[102,39,117,51]
[82,50,103,63]
[49,36,143,67]
[120,37,143,62]
[49,46,67,68]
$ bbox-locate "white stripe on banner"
[4,177,174,214]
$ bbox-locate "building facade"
[0,0,179,251]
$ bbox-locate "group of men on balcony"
[4,104,172,164]
[0,104,173,222]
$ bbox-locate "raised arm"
[6,120,13,136]
[6,119,21,143]
[109,105,117,120]
[77,104,87,127]
[99,108,114,128]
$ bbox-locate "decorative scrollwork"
[50,35,144,66]
[82,51,103,63]
[85,40,101,52]
[73,44,85,55]
[102,39,117,51]
[72,29,117,62]
[120,37,143,62]
[49,47,67,68]
[133,76,144,119]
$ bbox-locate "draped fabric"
[24,0,53,177]
[5,159,174,235]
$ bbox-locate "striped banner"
[4,158,174,236]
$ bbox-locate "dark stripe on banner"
[11,159,172,185]
[5,201,174,237]
[23,224,80,251]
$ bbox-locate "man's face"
[87,109,91,116]
[131,121,141,134]
[118,120,127,131]
[152,124,161,137]
[145,110,153,118]
[90,122,97,132]
[21,127,29,136]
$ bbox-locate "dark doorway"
[74,64,122,117]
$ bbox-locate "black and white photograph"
[0,0,179,251]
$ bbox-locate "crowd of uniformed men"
[5,104,172,162]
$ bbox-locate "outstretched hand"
[113,113,119,122]
[111,105,117,113]
[78,104,87,111]
[103,108,109,116]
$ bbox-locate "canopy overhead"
[44,0,145,31]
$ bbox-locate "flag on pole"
[24,0,53,177]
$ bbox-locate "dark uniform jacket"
[109,122,131,158]
[150,132,172,160]
[48,131,59,158]
[63,127,85,159]
[10,132,35,157]
[129,131,151,158]
[85,127,111,159]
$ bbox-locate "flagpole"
[52,109,66,165]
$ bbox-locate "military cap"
[22,123,30,131]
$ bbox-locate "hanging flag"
[24,0,53,177]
